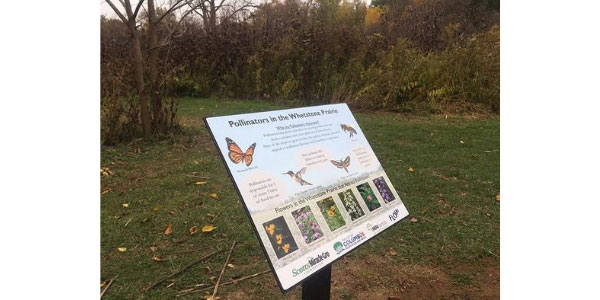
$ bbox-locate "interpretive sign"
[205,103,409,291]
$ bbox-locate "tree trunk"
[131,30,152,137]
[147,0,162,132]
[209,0,217,31]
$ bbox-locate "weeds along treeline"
[101,0,499,143]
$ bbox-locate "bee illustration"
[331,156,351,173]
[340,124,358,138]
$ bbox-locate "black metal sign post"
[302,264,331,300]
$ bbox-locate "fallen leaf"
[174,237,188,244]
[389,248,397,256]
[410,217,418,223]
[164,224,173,235]
[202,225,216,232]
[100,281,106,288]
[101,167,114,176]
[150,246,158,252]
[189,225,199,235]
[408,167,414,172]
[194,160,199,165]
[117,247,127,252]
[195,181,207,185]
[122,203,129,208]
[460,140,465,144]
[153,255,168,262]
[101,188,112,195]
[209,193,218,199]
[153,206,161,212]
[495,194,500,202]
[227,263,235,269]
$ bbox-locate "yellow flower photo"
[262,216,298,258]
[327,210,335,217]
[265,223,275,235]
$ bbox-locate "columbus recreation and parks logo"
[333,231,366,255]
[291,252,331,277]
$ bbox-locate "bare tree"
[105,0,152,136]
[189,0,255,32]
[106,0,194,135]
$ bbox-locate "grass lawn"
[101,98,500,299]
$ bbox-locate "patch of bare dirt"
[331,255,499,299]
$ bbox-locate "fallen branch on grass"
[143,248,224,292]
[100,274,118,299]
[211,240,237,298]
[176,270,271,297]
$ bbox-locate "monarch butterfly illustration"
[225,137,256,166]
[331,156,351,173]
[340,124,358,138]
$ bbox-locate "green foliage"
[101,0,500,122]
[350,25,500,113]
[101,95,180,145]
[101,96,140,145]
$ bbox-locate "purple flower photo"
[291,206,324,244]
[373,176,395,203]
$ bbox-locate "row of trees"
[101,0,499,143]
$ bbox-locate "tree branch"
[156,0,189,24]
[105,0,129,23]
[133,0,146,19]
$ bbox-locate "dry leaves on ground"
[189,225,199,235]
[164,224,173,235]
[101,167,114,176]
[152,255,168,262]
[202,225,216,232]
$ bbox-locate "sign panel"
[205,103,409,291]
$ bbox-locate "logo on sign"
[366,220,388,233]
[334,231,366,255]
[291,252,331,277]
[388,208,400,222]
[333,241,344,254]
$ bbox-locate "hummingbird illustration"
[282,167,312,186]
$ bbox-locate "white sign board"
[205,103,409,291]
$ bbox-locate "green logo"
[333,241,344,254]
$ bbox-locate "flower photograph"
[373,177,396,204]
[291,206,324,244]
[317,197,346,232]
[262,216,298,259]
[357,182,381,212]
[338,189,365,221]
